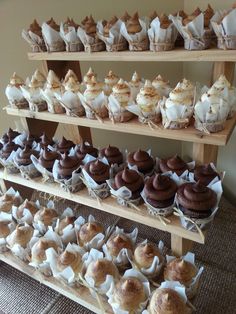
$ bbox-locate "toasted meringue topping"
[83,67,97,84]
[64,76,80,92]
[9,73,25,87]
[32,69,46,85]
[104,70,119,86]
[64,69,79,84]
[46,70,61,89]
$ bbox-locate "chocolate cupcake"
[114,169,144,200]
[57,152,81,179]
[177,181,217,219]
[76,141,98,160]
[194,164,219,186]
[84,160,110,184]
[38,148,59,171]
[159,155,188,176]
[6,128,21,141]
[15,146,39,166]
[99,145,123,166]
[127,150,154,175]
[144,174,177,208]
[0,140,21,159]
[22,134,36,147]
[0,143,3,150]
[40,133,55,148]
[56,137,75,154]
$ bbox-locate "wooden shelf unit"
[0,251,112,314]
[0,170,204,244]
[28,49,236,62]
[5,107,236,146]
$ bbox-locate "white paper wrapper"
[103,227,138,268]
[29,227,63,276]
[22,29,46,52]
[75,214,111,250]
[78,91,108,120]
[166,252,204,299]
[130,239,164,279]
[0,150,20,174]
[20,86,47,112]
[60,23,83,52]
[6,226,39,262]
[32,200,59,234]
[106,178,142,208]
[160,97,194,129]
[81,155,111,199]
[42,22,65,52]
[127,102,161,126]
[175,180,223,233]
[54,208,77,245]
[82,248,119,295]
[31,154,54,183]
[13,148,40,179]
[0,188,23,211]
[41,88,65,114]
[120,19,149,51]
[129,80,144,101]
[188,163,224,187]
[211,9,236,49]
[169,14,213,50]
[45,243,85,284]
[13,132,39,150]
[5,85,28,109]
[107,268,150,314]
[77,27,105,52]
[97,19,128,51]
[148,17,178,51]
[12,200,40,225]
[54,91,85,117]
[107,94,135,123]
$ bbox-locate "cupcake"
[103,16,118,37]
[149,11,159,22]
[55,216,76,236]
[57,152,82,180]
[75,141,98,160]
[148,286,189,314]
[22,19,46,52]
[56,248,83,273]
[38,148,59,172]
[176,181,217,219]
[1,128,20,144]
[99,145,123,166]
[161,79,194,129]
[60,17,83,52]
[14,199,39,222]
[0,220,12,252]
[77,15,105,52]
[127,149,154,175]
[42,70,65,114]
[136,80,161,123]
[105,233,134,264]
[83,67,97,85]
[152,75,172,98]
[34,207,58,230]
[108,78,134,122]
[56,137,75,154]
[129,71,143,100]
[112,168,144,204]
[148,14,178,51]
[143,173,177,213]
[39,133,55,148]
[0,190,22,213]
[42,18,65,52]
[159,155,188,176]
[15,145,39,166]
[5,73,29,109]
[77,221,104,247]
[82,76,108,119]
[64,69,79,84]
[104,70,119,96]
[21,71,47,112]
[194,164,219,186]
[120,12,131,22]
[0,140,21,160]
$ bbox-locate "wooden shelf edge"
[28,49,236,62]
[0,170,205,244]
[5,107,236,146]
[0,251,112,314]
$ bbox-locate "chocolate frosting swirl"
[57,152,81,178]
[29,19,42,37]
[114,169,144,198]
[144,174,177,201]
[159,155,188,176]
[0,140,21,159]
[7,128,20,140]
[40,133,54,148]
[38,148,59,170]
[177,181,217,212]
[128,150,154,174]
[99,145,123,165]
[57,137,75,153]
[16,146,38,166]
[194,164,219,186]
[76,141,98,160]
[84,159,110,184]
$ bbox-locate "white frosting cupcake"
[32,69,46,86]
[83,67,97,84]
[45,70,61,91]
[5,73,28,108]
[112,78,131,107]
[166,87,192,107]
[104,70,119,96]
[152,75,171,97]
[129,72,142,100]
[175,78,194,98]
[84,76,103,102]
[64,76,80,93]
[136,80,160,113]
[64,69,79,84]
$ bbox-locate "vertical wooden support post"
[45,60,92,144]
[171,61,235,256]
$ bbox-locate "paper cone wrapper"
[77,27,105,52]
[42,22,65,52]
[166,252,204,299]
[22,29,46,52]
[54,91,85,117]
[60,23,84,52]
[78,92,108,120]
[20,86,47,112]
[13,151,40,179]
[41,89,65,114]
[0,150,20,174]
[5,85,29,109]
[108,94,135,123]
[0,218,15,253]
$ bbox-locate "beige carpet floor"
[0,197,236,314]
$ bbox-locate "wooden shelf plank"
[0,251,112,314]
[5,107,236,146]
[0,170,205,244]
[28,49,236,62]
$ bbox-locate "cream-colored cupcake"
[152,75,171,98]
[112,78,131,107]
[5,73,29,109]
[64,69,79,84]
[84,76,104,102]
[136,80,161,123]
[64,76,80,93]
[175,78,194,98]
[129,71,142,99]
[32,69,46,87]
[83,67,97,85]
[104,70,119,96]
